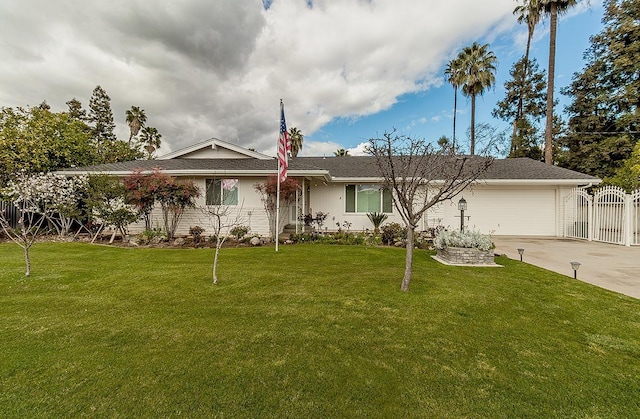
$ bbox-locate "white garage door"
[458,188,557,236]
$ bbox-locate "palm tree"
[288,127,303,157]
[444,56,465,153]
[541,0,577,165]
[139,126,162,159]
[458,42,498,155]
[513,0,543,153]
[334,148,350,157]
[125,106,147,145]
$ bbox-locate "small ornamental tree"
[254,176,300,240]
[200,199,247,285]
[86,174,138,243]
[123,169,163,230]
[155,177,199,240]
[0,172,56,276]
[40,174,89,237]
[368,131,493,291]
[123,170,199,240]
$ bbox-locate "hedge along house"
[61,138,601,238]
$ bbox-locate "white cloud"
[1,0,521,156]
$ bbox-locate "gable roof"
[59,136,599,185]
[60,155,600,186]
[159,138,272,160]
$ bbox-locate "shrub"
[381,222,407,245]
[230,225,250,241]
[433,229,494,251]
[189,226,205,243]
[367,212,389,233]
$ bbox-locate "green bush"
[381,222,407,245]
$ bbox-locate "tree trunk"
[452,86,458,153]
[24,246,31,277]
[470,94,476,156]
[213,239,221,285]
[401,227,415,292]
[544,2,558,165]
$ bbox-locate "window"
[345,184,392,213]
[206,179,238,205]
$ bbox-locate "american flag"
[277,100,290,182]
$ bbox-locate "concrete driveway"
[491,236,640,299]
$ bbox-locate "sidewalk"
[491,236,640,300]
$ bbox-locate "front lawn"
[1,243,639,417]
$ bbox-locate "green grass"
[1,242,639,418]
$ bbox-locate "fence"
[564,186,640,246]
[0,201,21,229]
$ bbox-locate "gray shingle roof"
[62,156,599,181]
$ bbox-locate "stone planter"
[436,246,495,265]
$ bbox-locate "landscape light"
[570,261,581,279]
[517,248,524,262]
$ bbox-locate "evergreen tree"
[559,0,640,178]
[88,85,117,145]
[66,98,87,121]
[493,58,547,158]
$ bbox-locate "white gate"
[632,190,640,246]
[564,186,640,246]
[593,186,627,245]
[564,188,591,240]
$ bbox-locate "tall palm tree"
[334,148,350,157]
[513,0,543,153]
[458,42,498,155]
[444,56,465,153]
[288,127,303,157]
[541,0,577,165]
[125,106,147,145]
[139,126,162,159]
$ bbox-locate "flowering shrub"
[433,229,494,251]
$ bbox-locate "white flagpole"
[276,161,281,252]
[275,100,283,252]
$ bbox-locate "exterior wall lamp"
[458,197,467,232]
[570,261,581,279]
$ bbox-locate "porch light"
[458,197,467,232]
[517,248,524,262]
[570,261,581,279]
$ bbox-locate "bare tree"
[254,176,299,242]
[200,202,247,285]
[368,131,493,291]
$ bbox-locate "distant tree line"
[0,85,162,186]
[443,0,638,190]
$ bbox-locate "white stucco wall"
[124,177,580,239]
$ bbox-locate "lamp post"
[570,261,581,279]
[517,248,524,262]
[458,197,467,232]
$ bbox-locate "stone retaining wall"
[437,246,495,265]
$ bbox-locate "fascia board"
[479,179,602,186]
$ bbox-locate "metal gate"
[564,186,640,246]
[564,188,591,240]
[593,186,627,245]
[632,190,640,245]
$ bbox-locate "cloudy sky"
[0,0,603,157]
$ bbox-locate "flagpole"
[276,158,281,252]
[275,100,283,252]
